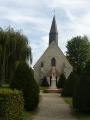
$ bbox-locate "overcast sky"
[0,0,90,66]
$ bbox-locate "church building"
[34,15,73,86]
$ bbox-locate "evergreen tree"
[61,72,78,97]
[73,61,90,111]
[10,61,39,111]
[41,76,49,87]
[57,73,66,88]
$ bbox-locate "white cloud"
[47,0,89,9]
[31,35,48,67]
[0,0,90,66]
[6,15,43,24]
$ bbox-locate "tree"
[10,61,39,111]
[0,27,32,84]
[41,76,49,87]
[73,61,90,111]
[57,73,66,88]
[61,72,78,97]
[66,35,90,75]
[0,44,2,87]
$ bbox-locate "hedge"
[0,89,24,120]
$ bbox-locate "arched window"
[51,58,56,66]
[41,62,43,67]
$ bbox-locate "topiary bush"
[41,76,49,87]
[61,72,78,97]
[0,89,24,120]
[10,61,39,111]
[73,61,90,111]
[57,73,66,88]
[0,71,2,88]
[0,80,2,88]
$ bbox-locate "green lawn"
[0,84,33,120]
[39,85,49,90]
[65,97,90,120]
[64,97,73,108]
[2,84,9,88]
[23,111,33,120]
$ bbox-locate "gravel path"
[27,91,78,120]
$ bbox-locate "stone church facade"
[34,15,73,85]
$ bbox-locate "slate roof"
[49,15,58,45]
[50,15,58,33]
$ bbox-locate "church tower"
[49,15,58,45]
[34,15,73,85]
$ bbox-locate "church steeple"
[49,15,58,45]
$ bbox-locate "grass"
[64,97,90,120]
[79,115,90,120]
[2,84,9,88]
[39,85,49,90]
[64,97,73,108]
[0,84,10,91]
[23,111,33,120]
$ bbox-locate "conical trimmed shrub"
[57,73,66,88]
[10,61,39,111]
[61,72,78,97]
[41,76,49,87]
[0,77,2,88]
[73,61,90,111]
[0,69,2,88]
[0,81,2,88]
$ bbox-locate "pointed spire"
[50,15,58,34]
[49,15,58,45]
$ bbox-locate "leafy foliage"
[57,73,66,88]
[66,35,90,75]
[0,27,32,84]
[0,89,24,120]
[41,76,49,87]
[10,61,39,111]
[61,72,78,97]
[73,61,90,111]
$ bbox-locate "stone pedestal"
[48,78,58,92]
[48,67,58,92]
[50,78,57,89]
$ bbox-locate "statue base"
[48,78,58,93]
[50,78,57,89]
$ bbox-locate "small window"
[51,58,56,66]
[41,62,43,67]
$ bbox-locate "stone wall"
[34,41,73,84]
